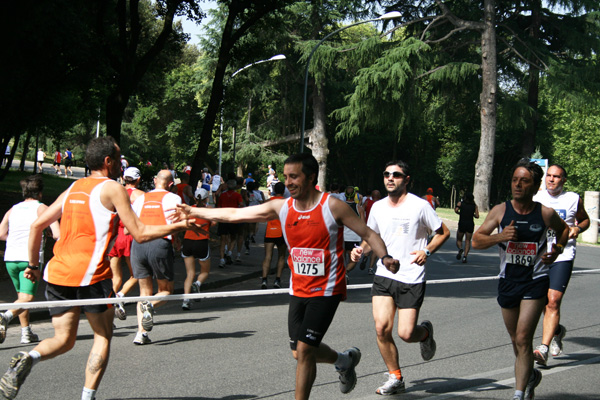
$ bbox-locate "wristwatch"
[423,249,431,257]
[27,265,39,270]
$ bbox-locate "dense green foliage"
[2,0,600,207]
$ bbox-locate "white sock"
[28,350,41,366]
[21,326,32,334]
[514,390,523,399]
[116,292,124,298]
[195,281,202,288]
[3,311,14,322]
[334,351,351,370]
[81,387,96,400]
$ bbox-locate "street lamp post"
[299,11,401,153]
[218,54,286,176]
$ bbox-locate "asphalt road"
[1,235,598,399]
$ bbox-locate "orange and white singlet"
[183,206,210,241]
[279,192,346,298]
[44,177,117,287]
[265,195,283,238]
[133,189,181,241]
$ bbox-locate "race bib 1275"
[290,248,325,276]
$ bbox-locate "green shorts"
[5,261,40,296]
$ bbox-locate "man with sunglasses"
[172,153,400,400]
[352,160,449,396]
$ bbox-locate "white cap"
[123,167,141,179]
[195,188,209,200]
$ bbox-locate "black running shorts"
[371,275,426,309]
[497,276,549,309]
[288,295,341,350]
[46,279,114,316]
[548,260,573,293]
[181,238,210,261]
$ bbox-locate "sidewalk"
[0,222,284,323]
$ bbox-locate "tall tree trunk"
[0,134,20,181]
[307,81,328,191]
[473,0,497,212]
[106,91,129,143]
[19,131,32,171]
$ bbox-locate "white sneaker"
[181,299,191,311]
[191,281,202,293]
[533,345,548,366]
[0,314,8,344]
[139,301,154,332]
[550,324,566,356]
[20,331,39,344]
[376,373,406,395]
[133,332,151,345]
[114,303,127,320]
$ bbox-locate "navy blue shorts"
[288,295,341,350]
[497,276,549,309]
[548,260,573,293]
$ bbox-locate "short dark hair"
[274,182,286,195]
[247,181,256,191]
[284,153,319,186]
[512,158,543,189]
[86,136,118,171]
[21,174,43,199]
[385,160,410,176]
[549,164,568,179]
[179,172,189,182]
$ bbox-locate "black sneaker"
[273,278,281,289]
[456,248,463,260]
[0,352,33,400]
[261,279,267,289]
[525,368,542,399]
[359,258,367,270]
[337,347,361,394]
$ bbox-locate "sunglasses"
[383,171,405,179]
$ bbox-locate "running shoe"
[273,278,281,289]
[456,248,463,260]
[219,258,226,268]
[368,267,375,275]
[550,324,566,356]
[359,258,368,270]
[115,303,127,321]
[133,332,151,345]
[533,345,548,366]
[524,368,542,400]
[245,249,250,255]
[225,252,233,265]
[181,299,191,311]
[235,256,242,264]
[0,314,7,344]
[0,352,32,400]
[420,320,436,361]
[251,235,256,243]
[139,301,154,332]
[336,347,361,394]
[191,281,202,294]
[462,256,467,263]
[376,372,405,396]
[20,331,39,345]
[261,279,268,289]
[512,396,522,400]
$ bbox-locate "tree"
[97,0,202,144]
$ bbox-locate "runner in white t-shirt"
[531,164,589,366]
[351,160,449,396]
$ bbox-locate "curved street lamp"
[219,54,286,176]
[299,11,401,153]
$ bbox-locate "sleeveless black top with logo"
[498,201,548,282]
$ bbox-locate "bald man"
[130,170,182,345]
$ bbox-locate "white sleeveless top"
[4,200,43,262]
